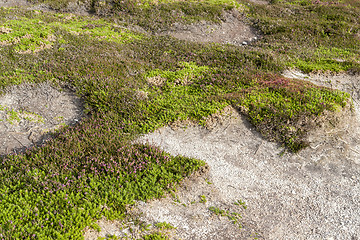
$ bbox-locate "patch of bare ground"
[83,217,162,240]
[160,10,260,46]
[247,0,269,5]
[134,165,263,240]
[0,0,30,8]
[132,73,360,239]
[0,82,85,156]
[0,0,91,15]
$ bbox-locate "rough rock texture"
[0,82,85,155]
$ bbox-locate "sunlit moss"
[0,9,142,52]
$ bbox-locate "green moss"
[154,221,176,230]
[135,61,227,132]
[208,206,243,229]
[227,74,350,151]
[49,14,143,44]
[0,113,205,238]
[272,0,346,6]
[0,17,54,52]
[142,232,169,240]
[0,105,45,124]
[295,58,356,73]
[21,110,45,124]
[8,108,20,123]
[0,8,142,52]
[145,61,210,83]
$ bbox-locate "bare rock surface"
[0,82,85,155]
[135,73,360,240]
[160,10,259,46]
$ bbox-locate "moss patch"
[0,8,142,52]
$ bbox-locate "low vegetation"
[0,0,359,238]
[208,204,243,229]
[251,0,360,73]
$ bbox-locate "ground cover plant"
[250,0,360,73]
[0,112,205,239]
[0,0,359,238]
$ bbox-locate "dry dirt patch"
[134,163,263,240]
[160,10,259,46]
[0,0,91,15]
[0,82,85,155]
[0,0,30,8]
[248,0,269,5]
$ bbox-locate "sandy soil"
[160,10,260,46]
[247,0,269,5]
[0,82,85,155]
[0,0,29,7]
